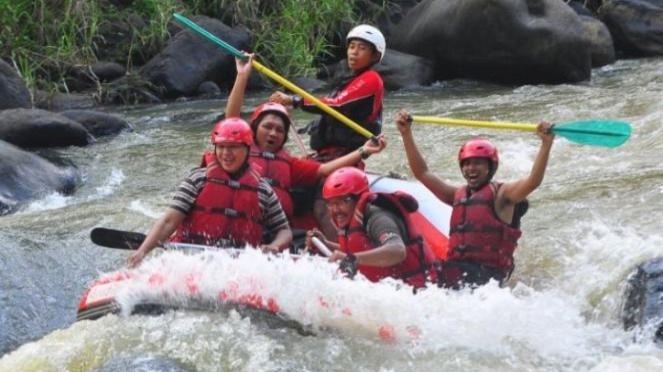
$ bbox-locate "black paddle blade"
[90,228,146,250]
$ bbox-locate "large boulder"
[390,0,592,84]
[567,1,616,67]
[33,90,96,111]
[622,257,663,344]
[0,60,31,110]
[377,50,436,90]
[0,140,80,215]
[140,16,251,99]
[63,62,127,93]
[600,0,663,57]
[0,108,93,148]
[59,110,133,137]
[580,14,617,67]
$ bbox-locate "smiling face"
[255,113,287,152]
[215,143,249,174]
[346,39,379,71]
[326,195,358,229]
[461,158,492,190]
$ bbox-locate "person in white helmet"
[269,25,386,242]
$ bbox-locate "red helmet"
[250,102,291,126]
[322,167,369,199]
[458,138,499,172]
[211,117,253,146]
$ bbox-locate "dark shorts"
[290,184,321,216]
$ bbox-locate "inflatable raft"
[77,174,451,340]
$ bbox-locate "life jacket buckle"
[262,152,275,160]
[228,180,241,189]
[224,208,239,217]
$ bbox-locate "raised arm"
[395,109,457,205]
[225,54,254,119]
[498,122,555,204]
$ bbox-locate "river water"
[1,57,663,371]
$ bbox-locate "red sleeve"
[289,157,322,187]
[301,70,383,112]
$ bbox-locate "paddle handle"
[311,237,333,258]
[173,13,374,140]
[412,115,538,132]
[289,121,310,157]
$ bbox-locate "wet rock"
[566,1,616,67]
[0,140,80,215]
[62,62,125,92]
[91,62,127,82]
[59,110,133,137]
[376,50,435,89]
[579,14,616,67]
[0,60,31,110]
[99,74,162,105]
[390,0,592,84]
[196,81,222,98]
[33,90,96,112]
[622,257,663,344]
[0,108,94,148]
[600,0,663,57]
[140,16,250,99]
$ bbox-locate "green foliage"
[132,0,180,40]
[1,0,102,91]
[0,0,386,92]
[227,0,359,77]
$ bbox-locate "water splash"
[127,200,161,219]
[93,169,126,198]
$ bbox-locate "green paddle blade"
[553,120,631,148]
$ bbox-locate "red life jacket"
[172,152,263,247]
[249,144,294,219]
[308,69,383,156]
[337,191,438,288]
[447,182,522,276]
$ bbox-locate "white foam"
[99,249,632,363]
[127,200,162,219]
[21,192,71,213]
[93,168,125,198]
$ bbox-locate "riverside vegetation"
[0,0,387,97]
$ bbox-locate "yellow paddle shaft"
[412,116,538,132]
[252,60,374,139]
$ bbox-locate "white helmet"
[346,24,386,62]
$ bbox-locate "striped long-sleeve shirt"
[170,167,290,240]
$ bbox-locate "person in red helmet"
[224,54,386,230]
[394,109,555,289]
[127,118,292,267]
[307,167,438,289]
